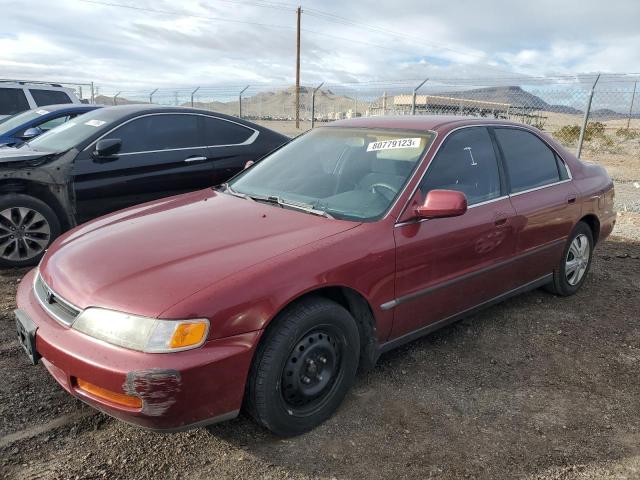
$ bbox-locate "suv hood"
[40,189,359,317]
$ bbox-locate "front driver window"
[419,127,502,205]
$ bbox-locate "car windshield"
[0,109,51,135]
[228,127,435,221]
[25,108,115,152]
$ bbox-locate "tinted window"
[110,114,200,153]
[494,128,560,193]
[29,89,72,107]
[420,127,501,205]
[202,116,253,145]
[0,88,30,116]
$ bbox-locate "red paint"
[16,117,616,430]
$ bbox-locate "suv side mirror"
[415,189,467,219]
[94,138,122,160]
[19,127,43,140]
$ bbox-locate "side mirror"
[94,138,122,159]
[415,189,467,219]
[19,127,43,140]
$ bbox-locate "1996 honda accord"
[15,116,615,436]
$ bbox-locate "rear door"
[73,113,213,222]
[392,126,518,339]
[492,127,580,282]
[201,115,259,185]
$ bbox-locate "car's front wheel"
[246,296,360,436]
[546,221,594,296]
[0,194,61,268]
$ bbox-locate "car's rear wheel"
[0,194,61,268]
[245,297,360,436]
[545,221,594,296]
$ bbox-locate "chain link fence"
[97,74,640,211]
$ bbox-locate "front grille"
[34,273,81,326]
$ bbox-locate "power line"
[78,0,295,30]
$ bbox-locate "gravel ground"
[1,213,639,480]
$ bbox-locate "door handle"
[567,195,577,204]
[184,156,207,163]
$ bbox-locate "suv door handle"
[184,156,207,163]
[567,195,577,204]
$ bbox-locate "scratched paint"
[122,369,181,416]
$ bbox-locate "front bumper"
[16,268,260,431]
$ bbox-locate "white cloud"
[0,0,638,92]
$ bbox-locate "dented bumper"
[16,268,259,431]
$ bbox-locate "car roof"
[34,104,101,113]
[326,115,528,132]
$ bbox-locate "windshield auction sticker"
[367,138,421,152]
[85,119,107,127]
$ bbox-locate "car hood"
[40,189,359,317]
[0,146,55,165]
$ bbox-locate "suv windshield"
[228,127,435,221]
[26,109,116,152]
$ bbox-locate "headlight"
[72,308,209,353]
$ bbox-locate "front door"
[391,126,518,339]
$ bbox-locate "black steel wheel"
[246,297,360,436]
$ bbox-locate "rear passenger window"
[0,88,30,116]
[420,127,502,205]
[111,114,200,153]
[202,116,254,145]
[29,89,72,107]
[494,128,561,193]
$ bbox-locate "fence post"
[191,87,200,108]
[382,91,387,115]
[90,82,95,104]
[149,88,158,104]
[411,78,429,115]
[311,82,324,129]
[576,74,601,158]
[238,85,249,118]
[113,92,121,105]
[627,80,637,130]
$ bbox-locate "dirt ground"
[1,120,639,479]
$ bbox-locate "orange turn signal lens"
[76,378,142,409]
[169,321,208,349]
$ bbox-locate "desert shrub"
[615,128,640,140]
[586,121,606,139]
[555,125,581,143]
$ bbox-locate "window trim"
[83,112,259,155]
[395,123,573,226]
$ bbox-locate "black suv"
[0,105,288,267]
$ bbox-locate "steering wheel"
[370,183,398,201]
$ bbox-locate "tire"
[0,194,61,268]
[245,296,360,436]
[545,221,594,296]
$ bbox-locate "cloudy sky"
[2,0,640,92]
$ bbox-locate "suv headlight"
[72,308,209,353]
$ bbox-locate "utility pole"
[627,80,637,130]
[295,5,301,129]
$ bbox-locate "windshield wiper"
[249,195,333,219]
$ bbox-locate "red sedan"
[15,116,616,436]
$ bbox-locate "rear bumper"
[16,268,259,431]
